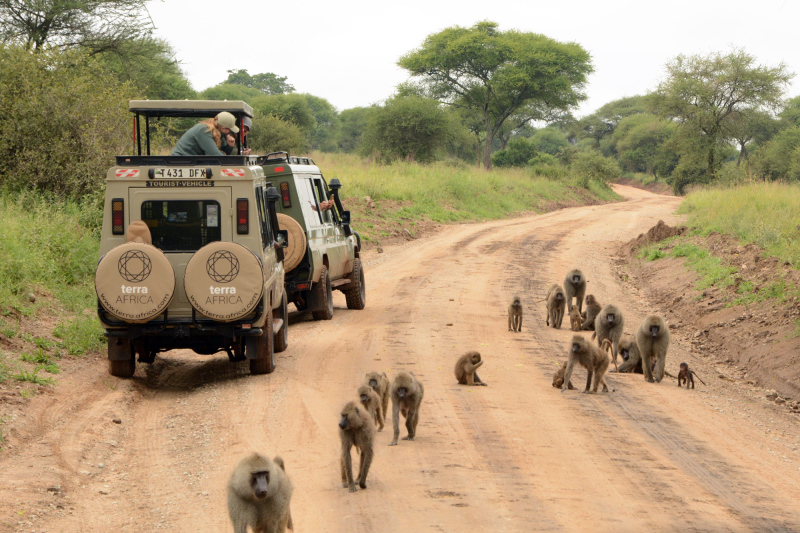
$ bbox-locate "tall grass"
[678,182,800,268]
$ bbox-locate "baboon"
[563,269,587,315]
[593,304,624,365]
[389,371,424,446]
[552,360,575,390]
[636,315,670,383]
[580,294,602,331]
[613,333,643,374]
[454,350,487,386]
[600,338,618,372]
[339,401,375,492]
[678,362,706,388]
[562,335,610,394]
[363,371,390,422]
[227,452,293,533]
[508,295,523,332]
[545,284,566,329]
[569,306,582,331]
[357,384,384,431]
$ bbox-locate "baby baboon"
[562,335,610,394]
[552,360,575,390]
[389,371,424,446]
[454,350,487,386]
[339,401,375,492]
[508,295,523,332]
[569,306,582,331]
[636,315,670,383]
[600,338,618,372]
[580,294,602,331]
[363,371,390,422]
[677,362,706,388]
[593,304,624,365]
[227,452,293,533]
[358,384,384,431]
[545,284,566,329]
[614,333,643,373]
[563,269,587,315]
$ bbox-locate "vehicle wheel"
[311,265,334,321]
[107,339,135,378]
[344,258,366,310]
[273,290,288,353]
[250,308,275,374]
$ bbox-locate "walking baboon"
[227,452,293,533]
[569,306,582,331]
[613,333,643,373]
[363,371,390,421]
[563,269,587,315]
[339,401,375,492]
[389,371,424,446]
[454,350,487,386]
[552,360,575,390]
[358,384,384,431]
[508,295,523,332]
[678,362,706,388]
[580,294,602,331]
[600,338,618,372]
[637,315,670,383]
[562,335,610,394]
[546,284,566,329]
[593,304,624,365]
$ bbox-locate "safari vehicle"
[261,152,365,319]
[96,100,289,378]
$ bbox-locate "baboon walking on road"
[227,452,293,533]
[569,306,582,331]
[563,269,587,315]
[581,294,602,331]
[508,295,523,332]
[389,372,424,446]
[593,304,624,364]
[637,315,670,383]
[546,284,566,329]
[678,362,705,388]
[358,384,384,431]
[562,335,610,394]
[363,371,390,422]
[339,401,375,492]
[454,351,487,386]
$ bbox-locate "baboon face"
[680,362,688,371]
[360,392,369,403]
[470,353,481,365]
[556,292,563,301]
[621,348,630,361]
[369,378,378,388]
[250,470,270,499]
[606,313,616,326]
[339,406,361,430]
[650,325,660,337]
[572,342,581,354]
[396,387,408,400]
[572,275,580,285]
[512,296,521,307]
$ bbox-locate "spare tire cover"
[184,241,263,322]
[277,213,307,272]
[95,242,175,323]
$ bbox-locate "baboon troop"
[389,371,424,446]
[339,401,375,492]
[593,304,624,364]
[363,371,390,422]
[546,284,566,329]
[508,295,523,332]
[454,351,488,386]
[562,335,610,394]
[569,306,582,331]
[563,269,587,315]
[678,362,705,388]
[637,315,670,383]
[227,452,294,533]
[580,294,602,331]
[358,384,384,431]
[615,333,643,373]
[552,360,575,390]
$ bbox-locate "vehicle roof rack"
[258,152,315,166]
[128,99,254,118]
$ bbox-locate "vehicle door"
[311,175,344,279]
[254,184,281,307]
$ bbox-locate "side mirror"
[276,229,289,248]
[340,210,351,224]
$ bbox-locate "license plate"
[153,168,209,179]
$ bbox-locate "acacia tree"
[398,21,592,169]
[224,69,294,95]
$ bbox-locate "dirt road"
[4,185,800,532]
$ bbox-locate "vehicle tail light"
[280,182,291,208]
[237,198,249,234]
[112,198,124,235]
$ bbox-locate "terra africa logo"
[118,250,152,283]
[206,251,240,283]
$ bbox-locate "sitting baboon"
[636,315,670,383]
[339,401,375,492]
[563,269,587,315]
[508,295,523,332]
[358,384,384,431]
[545,284,566,329]
[593,304,624,364]
[569,306,582,331]
[580,294,602,331]
[552,360,575,390]
[363,371,390,422]
[227,452,293,533]
[562,335,610,394]
[613,333,643,374]
[454,350,487,386]
[600,338,618,372]
[678,362,705,388]
[389,371,424,446]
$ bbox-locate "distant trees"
[223,69,294,95]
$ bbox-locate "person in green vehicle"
[172,111,239,156]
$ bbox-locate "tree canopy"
[223,69,294,95]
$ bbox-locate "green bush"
[248,114,307,155]
[569,150,620,188]
[492,137,537,168]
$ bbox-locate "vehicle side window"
[313,177,333,224]
[300,178,323,227]
[254,185,272,247]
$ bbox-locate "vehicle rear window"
[141,200,221,251]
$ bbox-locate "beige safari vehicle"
[96,100,289,377]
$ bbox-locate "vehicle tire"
[107,339,135,378]
[250,308,275,374]
[273,290,288,353]
[311,265,334,321]
[343,258,366,310]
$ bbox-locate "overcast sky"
[146,0,799,118]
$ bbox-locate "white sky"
[147,0,799,118]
